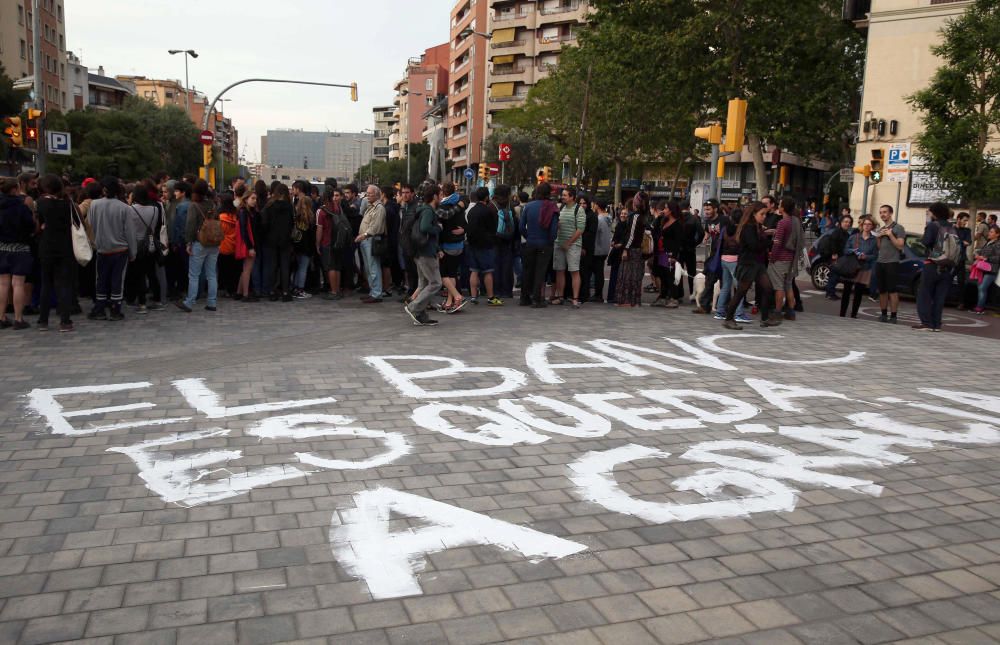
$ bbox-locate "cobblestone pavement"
[3,293,1000,645]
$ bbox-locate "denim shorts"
[0,250,33,276]
[466,245,495,274]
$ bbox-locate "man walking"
[875,204,904,323]
[87,177,137,321]
[404,185,444,326]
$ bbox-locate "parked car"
[807,232,965,303]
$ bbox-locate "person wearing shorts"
[553,187,586,307]
[0,178,36,330]
[465,187,502,305]
[875,204,904,323]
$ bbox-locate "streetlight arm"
[202,78,356,131]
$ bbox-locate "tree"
[480,127,555,190]
[908,0,1000,211]
[354,142,431,187]
[0,64,29,116]
[43,96,201,180]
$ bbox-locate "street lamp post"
[167,49,198,114]
[459,27,491,193]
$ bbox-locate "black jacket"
[738,223,769,267]
[36,196,74,260]
[262,199,294,247]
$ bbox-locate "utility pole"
[575,64,593,189]
[31,0,45,174]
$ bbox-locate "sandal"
[549,298,563,306]
[572,300,581,309]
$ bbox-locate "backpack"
[399,208,419,256]
[410,206,430,251]
[195,203,224,247]
[326,209,352,251]
[687,213,705,248]
[930,225,962,267]
[131,204,160,260]
[494,201,515,241]
[219,213,238,255]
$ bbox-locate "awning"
[492,54,516,64]
[491,82,515,98]
[492,27,516,44]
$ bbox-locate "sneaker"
[87,310,108,321]
[911,324,932,331]
[867,295,878,303]
[403,304,419,325]
[0,318,10,329]
[415,314,439,327]
[37,321,49,331]
[665,299,679,308]
[281,294,294,302]
[435,303,448,313]
[735,314,753,324]
[889,316,898,324]
[58,322,74,333]
[205,306,217,312]
[136,305,149,315]
[12,320,30,330]
[147,303,165,311]
[518,299,532,307]
[469,297,479,305]
[973,307,986,315]
[760,316,782,327]
[323,292,341,301]
[723,319,743,330]
[879,313,888,323]
[692,307,709,314]
[292,290,307,300]
[174,301,192,313]
[487,297,503,306]
[651,297,665,307]
[932,328,942,333]
[712,312,725,320]
[361,296,383,304]
[108,311,125,321]
[783,311,796,321]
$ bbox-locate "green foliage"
[354,142,431,186]
[43,96,201,180]
[907,0,1000,207]
[480,127,555,189]
[0,64,29,116]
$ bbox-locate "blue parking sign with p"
[46,131,71,155]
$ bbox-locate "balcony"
[491,65,526,78]
[539,2,579,15]
[489,94,526,104]
[492,39,526,50]
[492,10,535,29]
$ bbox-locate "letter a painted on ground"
[331,487,586,599]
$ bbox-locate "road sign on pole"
[199,130,214,145]
[498,143,511,162]
[839,168,855,183]
[45,130,71,155]
[886,142,911,184]
[463,167,475,180]
[488,163,500,176]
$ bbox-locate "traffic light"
[694,124,722,145]
[25,108,41,145]
[3,116,23,147]
[536,166,551,183]
[350,82,358,102]
[478,163,488,181]
[203,143,213,166]
[779,166,789,187]
[853,163,871,179]
[716,157,725,178]
[722,98,747,153]
[870,148,884,184]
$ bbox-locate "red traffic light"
[26,126,37,140]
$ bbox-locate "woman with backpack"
[839,216,877,318]
[217,192,240,299]
[125,181,165,314]
[236,191,258,301]
[176,179,222,313]
[614,193,649,307]
[34,174,77,332]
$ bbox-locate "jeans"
[716,260,748,318]
[977,273,997,309]
[698,270,721,311]
[826,265,841,298]
[408,255,442,316]
[494,243,515,298]
[251,246,266,294]
[916,263,952,329]
[294,253,310,290]
[184,242,219,308]
[360,237,382,297]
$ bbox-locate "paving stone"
[235,615,297,645]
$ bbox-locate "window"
[73,84,82,96]
[59,34,63,51]
[18,5,24,25]
[425,78,433,91]
[60,63,64,79]
[165,91,174,99]
[57,4,62,21]
[20,39,26,59]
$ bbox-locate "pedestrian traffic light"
[478,163,488,181]
[779,166,789,187]
[722,98,747,153]
[536,166,551,183]
[870,148,884,184]
[694,124,722,145]
[203,143,213,166]
[25,124,37,143]
[3,116,23,147]
[350,82,358,102]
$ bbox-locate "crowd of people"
[1,169,996,332]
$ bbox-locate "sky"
[65,0,455,164]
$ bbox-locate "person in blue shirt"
[518,182,560,308]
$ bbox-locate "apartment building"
[846,0,978,230]
[372,105,395,162]
[447,0,489,176]
[485,0,590,131]
[389,44,450,160]
[0,0,67,111]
